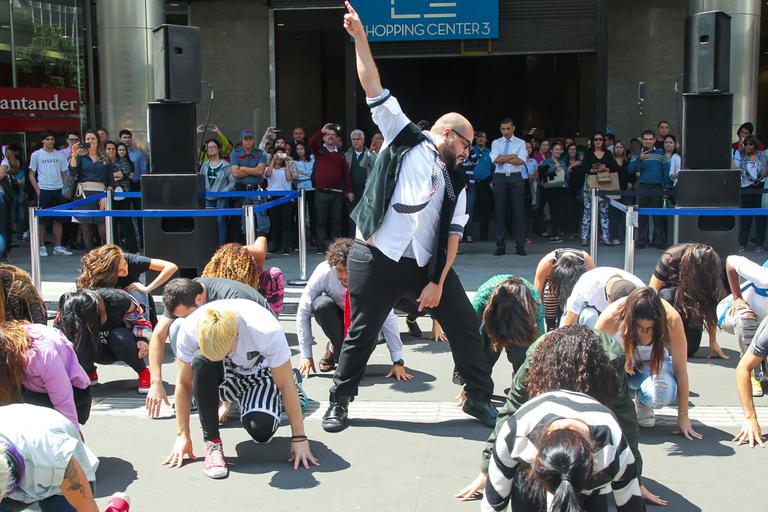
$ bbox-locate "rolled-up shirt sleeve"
[368,89,411,145]
[381,311,403,363]
[449,188,469,237]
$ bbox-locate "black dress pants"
[330,240,493,401]
[636,183,665,246]
[739,185,766,247]
[313,295,345,361]
[315,189,343,248]
[493,173,526,249]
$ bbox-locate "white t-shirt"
[0,404,99,504]
[29,148,67,190]
[565,266,646,317]
[175,299,291,374]
[358,91,468,267]
[267,166,292,191]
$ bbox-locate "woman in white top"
[663,135,681,187]
[265,151,294,255]
[292,141,315,240]
[733,135,768,252]
[596,287,701,440]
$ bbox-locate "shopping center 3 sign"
[358,1,499,42]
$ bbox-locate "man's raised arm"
[344,2,383,99]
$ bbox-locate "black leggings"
[191,352,278,443]
[22,385,92,425]
[76,327,146,374]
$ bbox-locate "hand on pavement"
[455,472,487,501]
[145,381,169,418]
[299,357,316,378]
[289,440,320,470]
[162,435,196,468]
[640,484,668,506]
[386,364,413,381]
[733,419,766,448]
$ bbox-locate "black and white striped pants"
[192,352,283,443]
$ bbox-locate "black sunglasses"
[593,137,604,142]
[451,129,472,150]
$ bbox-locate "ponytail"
[532,428,595,512]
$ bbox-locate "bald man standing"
[321,3,497,433]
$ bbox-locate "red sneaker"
[105,492,130,511]
[137,368,151,394]
[203,441,228,479]
[87,370,99,384]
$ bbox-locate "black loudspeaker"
[684,11,731,94]
[152,24,201,103]
[141,174,216,280]
[681,93,733,170]
[675,170,739,259]
[148,102,197,174]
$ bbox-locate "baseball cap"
[241,129,255,139]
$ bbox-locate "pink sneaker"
[203,441,228,479]
[105,492,130,511]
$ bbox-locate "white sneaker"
[39,246,48,257]
[634,398,656,428]
[22,231,29,240]
[53,245,73,256]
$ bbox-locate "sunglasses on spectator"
[593,138,604,142]
[745,142,756,146]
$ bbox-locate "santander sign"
[0,87,80,114]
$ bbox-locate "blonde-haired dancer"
[162,299,318,479]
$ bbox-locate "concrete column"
[97,0,164,153]
[689,0,761,136]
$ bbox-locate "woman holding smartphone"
[265,150,294,255]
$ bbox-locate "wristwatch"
[393,359,405,366]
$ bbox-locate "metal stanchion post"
[590,187,599,262]
[28,207,42,294]
[288,189,308,285]
[673,214,679,245]
[104,189,115,245]
[624,205,637,274]
[244,204,256,245]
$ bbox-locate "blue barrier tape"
[36,208,244,218]
[50,192,107,211]
[35,191,299,219]
[596,189,671,198]
[639,208,768,216]
[206,190,298,198]
[112,190,299,200]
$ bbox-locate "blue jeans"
[206,198,228,246]
[629,356,677,408]
[465,182,477,238]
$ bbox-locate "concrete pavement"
[6,238,768,511]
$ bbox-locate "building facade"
[0,0,764,162]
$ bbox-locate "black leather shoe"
[406,318,423,338]
[462,398,498,428]
[322,401,349,432]
[494,247,506,256]
[515,245,527,256]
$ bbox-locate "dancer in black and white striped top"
[483,390,643,512]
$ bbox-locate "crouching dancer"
[163,299,318,479]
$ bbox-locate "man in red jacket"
[309,123,353,254]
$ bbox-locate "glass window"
[0,1,12,86]
[12,0,86,91]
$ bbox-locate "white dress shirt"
[296,261,403,362]
[489,135,527,175]
[357,90,468,266]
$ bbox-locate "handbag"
[587,172,621,199]
[542,166,566,189]
[61,170,78,201]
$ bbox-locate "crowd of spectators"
[2,118,765,261]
